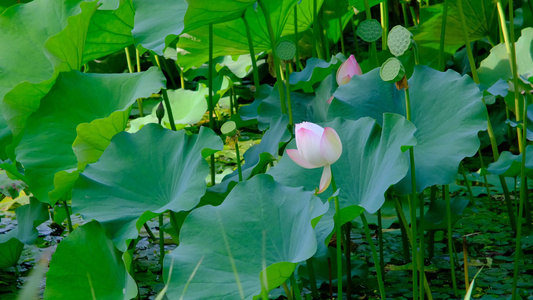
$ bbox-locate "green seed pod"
[388,25,413,57]
[356,19,383,42]
[276,40,296,61]
[221,121,238,137]
[380,57,405,83]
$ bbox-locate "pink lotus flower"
[336,55,362,86]
[286,122,343,194]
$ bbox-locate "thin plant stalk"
[135,49,144,117]
[457,0,479,84]
[344,222,352,300]
[282,282,293,300]
[312,0,318,58]
[143,223,157,242]
[330,174,342,300]
[477,149,492,207]
[377,209,385,277]
[437,0,449,71]
[63,200,73,233]
[401,2,409,27]
[350,16,361,60]
[258,0,289,119]
[208,24,216,186]
[380,0,389,50]
[242,16,261,90]
[360,214,386,300]
[235,137,243,182]
[159,214,165,268]
[512,91,530,300]
[290,274,303,300]
[444,185,459,296]
[124,47,134,73]
[161,89,177,131]
[404,83,420,300]
[284,62,294,126]
[306,259,320,299]
[294,5,301,71]
[409,6,417,25]
[395,197,411,262]
[427,187,437,260]
[463,236,470,292]
[393,197,435,300]
[459,163,475,205]
[338,16,345,55]
[496,0,522,151]
[363,0,380,67]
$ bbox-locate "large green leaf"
[330,66,487,194]
[0,237,23,269]
[281,0,324,37]
[322,0,354,43]
[0,0,98,137]
[44,221,137,300]
[412,0,500,68]
[164,174,328,300]
[269,114,416,217]
[486,145,533,177]
[15,68,165,204]
[72,124,223,251]
[0,114,11,160]
[289,54,344,93]
[240,75,335,130]
[176,0,303,70]
[183,0,257,32]
[131,0,187,55]
[478,27,533,89]
[83,0,135,61]
[211,115,291,193]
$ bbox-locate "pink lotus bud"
[336,55,362,86]
[286,122,342,194]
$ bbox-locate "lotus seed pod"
[380,57,406,83]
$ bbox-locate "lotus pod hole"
[388,25,413,57]
[356,19,383,42]
[380,57,405,83]
[276,40,296,61]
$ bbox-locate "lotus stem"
[63,200,73,233]
[344,221,352,300]
[404,84,420,300]
[380,0,389,51]
[338,16,345,55]
[282,282,293,300]
[235,137,243,182]
[463,236,469,292]
[124,47,134,73]
[330,174,342,299]
[363,0,379,67]
[312,0,318,58]
[361,214,386,299]
[395,196,411,262]
[512,91,530,300]
[208,24,216,186]
[161,89,177,131]
[377,209,385,277]
[258,0,289,120]
[134,48,144,117]
[294,5,301,71]
[143,223,157,242]
[401,2,409,27]
[444,185,458,296]
[459,163,475,205]
[242,16,260,90]
[457,0,479,84]
[290,274,302,300]
[306,258,320,299]
[159,214,165,268]
[437,0,449,71]
[284,62,294,126]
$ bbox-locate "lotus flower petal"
[286,149,320,169]
[320,127,342,165]
[336,55,362,86]
[296,127,328,167]
[318,165,332,194]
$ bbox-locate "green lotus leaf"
[44,221,137,300]
[164,174,328,300]
[0,197,48,246]
[211,115,291,193]
[330,66,487,194]
[289,54,344,92]
[241,75,335,130]
[0,237,23,269]
[349,0,385,12]
[423,197,470,231]
[412,0,500,68]
[15,68,165,205]
[72,124,223,251]
[478,27,533,89]
[177,0,306,70]
[160,85,209,126]
[0,0,98,138]
[281,0,324,37]
[131,0,187,55]
[0,169,24,198]
[83,0,134,61]
[486,145,533,177]
[183,0,257,32]
[322,0,354,43]
[269,114,416,216]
